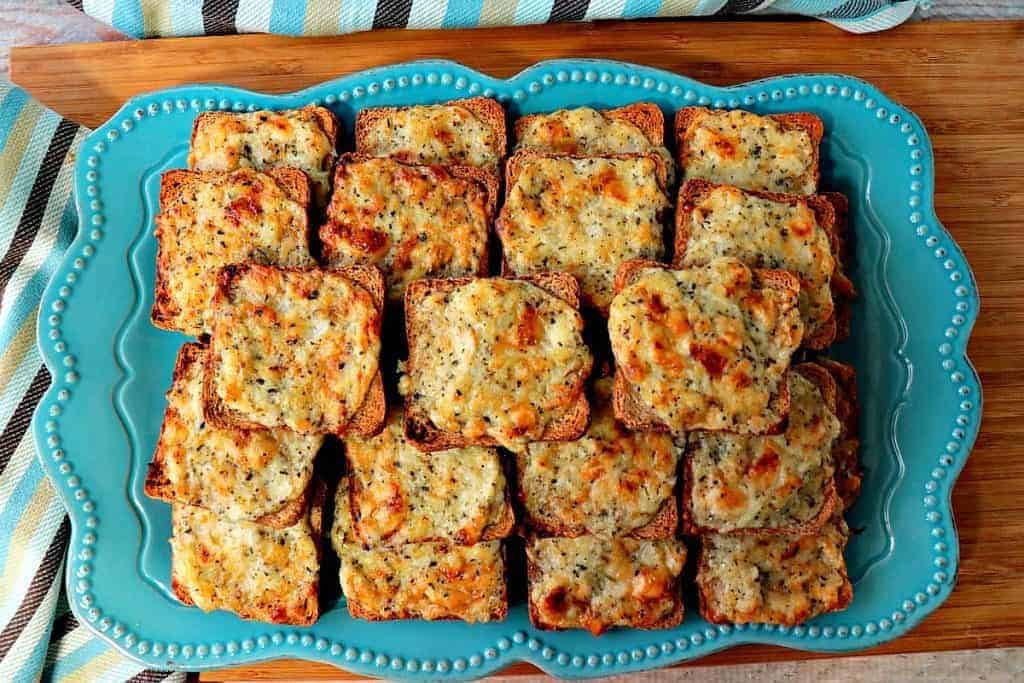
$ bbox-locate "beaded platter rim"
[33,59,981,679]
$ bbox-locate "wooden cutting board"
[11,18,1024,681]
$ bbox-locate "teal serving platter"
[33,59,981,679]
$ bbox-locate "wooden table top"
[10,18,1024,681]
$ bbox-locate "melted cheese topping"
[516,107,674,180]
[332,486,505,622]
[189,108,335,204]
[500,156,668,309]
[401,279,592,449]
[321,158,489,302]
[699,518,851,625]
[171,504,319,624]
[155,345,323,520]
[154,169,314,336]
[210,266,381,434]
[344,409,508,546]
[687,373,840,531]
[519,379,679,537]
[683,109,816,194]
[681,185,835,339]
[608,258,803,434]
[359,104,501,168]
[528,536,685,635]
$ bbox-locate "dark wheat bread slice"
[170,479,325,625]
[525,535,686,635]
[354,96,506,171]
[674,106,824,195]
[402,272,592,452]
[203,263,386,438]
[151,168,315,337]
[145,342,324,528]
[609,258,802,436]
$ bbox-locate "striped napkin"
[69,0,922,35]
[0,83,186,683]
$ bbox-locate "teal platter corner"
[32,59,981,679]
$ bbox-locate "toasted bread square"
[675,107,823,195]
[332,481,507,622]
[402,273,593,451]
[204,264,385,437]
[343,408,514,546]
[609,258,803,436]
[682,364,842,535]
[517,378,679,539]
[820,192,857,342]
[355,97,506,170]
[675,179,841,349]
[319,154,496,303]
[514,103,674,182]
[526,535,686,635]
[145,343,323,526]
[151,169,316,337]
[188,106,339,205]
[170,481,325,625]
[497,151,670,312]
[697,516,853,626]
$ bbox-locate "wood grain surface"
[10,18,1024,681]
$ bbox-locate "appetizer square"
[170,483,324,625]
[151,168,316,337]
[682,363,842,535]
[355,97,506,170]
[188,106,339,205]
[526,536,686,635]
[319,154,496,302]
[675,107,823,195]
[343,408,514,547]
[145,343,323,527]
[204,264,385,437]
[332,482,507,622]
[497,152,670,311]
[816,359,861,508]
[514,103,674,181]
[401,274,593,451]
[697,517,853,626]
[675,179,841,348]
[608,258,804,435]
[517,378,679,539]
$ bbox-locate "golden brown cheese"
[171,504,319,624]
[683,109,816,194]
[608,258,803,433]
[518,378,679,537]
[359,104,501,168]
[189,108,335,204]
[516,107,675,180]
[151,344,323,521]
[527,536,686,635]
[499,156,668,310]
[687,372,840,531]
[344,409,509,546]
[153,169,314,336]
[320,158,489,302]
[209,266,381,434]
[332,485,506,622]
[680,185,835,341]
[401,278,592,449]
[698,518,852,625]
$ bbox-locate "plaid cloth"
[65,0,923,35]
